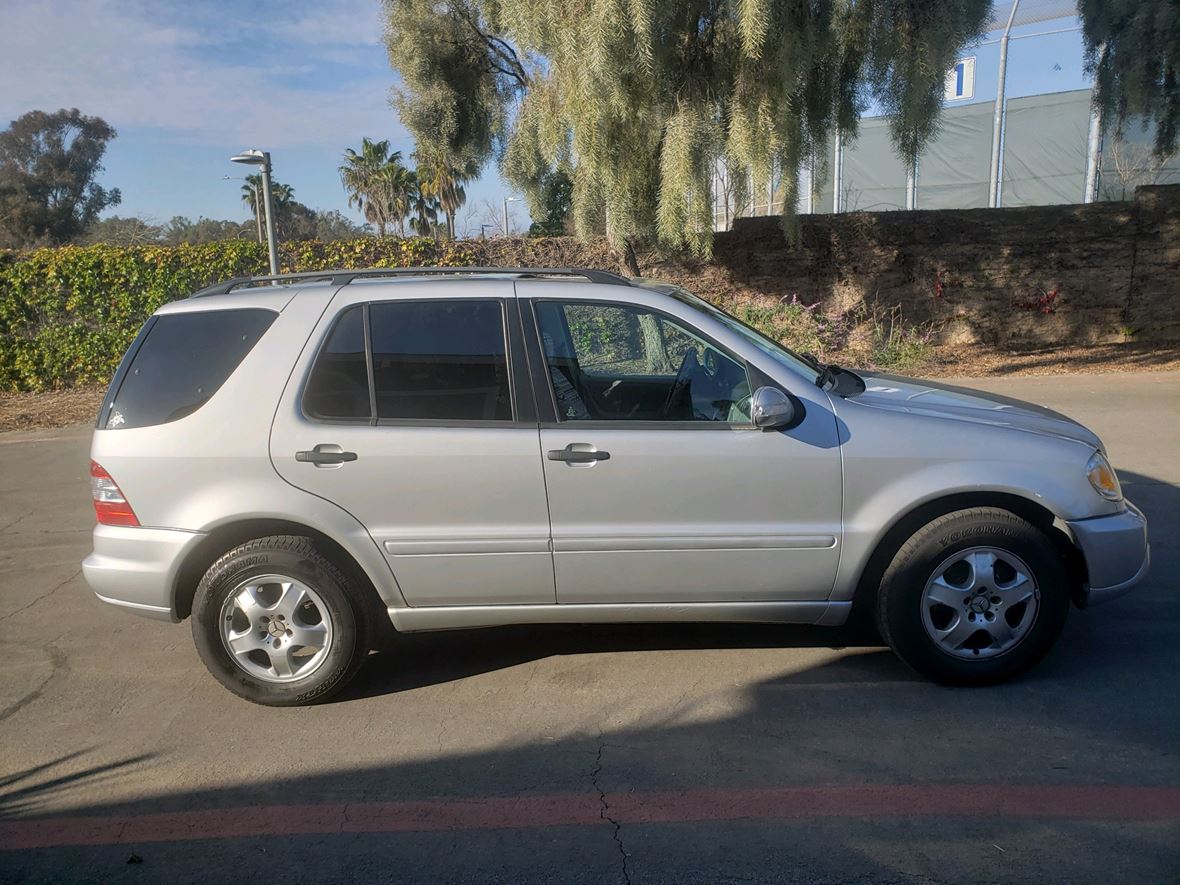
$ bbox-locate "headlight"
[1086,451,1123,502]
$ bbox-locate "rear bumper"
[82,524,206,622]
[1067,501,1150,608]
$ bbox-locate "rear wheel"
[192,535,370,705]
[876,508,1069,685]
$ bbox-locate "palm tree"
[414,150,478,240]
[241,174,294,234]
[405,171,440,237]
[339,138,413,237]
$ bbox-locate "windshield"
[647,283,822,383]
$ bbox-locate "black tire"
[191,535,371,706]
[876,508,1069,686]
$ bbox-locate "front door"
[530,296,842,604]
[271,286,555,607]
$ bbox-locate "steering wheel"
[661,350,700,419]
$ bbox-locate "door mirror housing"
[750,387,796,430]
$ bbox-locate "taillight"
[90,460,139,527]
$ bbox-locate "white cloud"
[0,0,403,148]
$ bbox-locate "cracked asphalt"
[1,372,1178,884]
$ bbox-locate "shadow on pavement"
[1,470,1176,883]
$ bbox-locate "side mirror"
[750,386,796,430]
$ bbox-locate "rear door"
[270,282,555,607]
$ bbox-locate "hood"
[845,372,1103,449]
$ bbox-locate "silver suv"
[83,268,1149,705]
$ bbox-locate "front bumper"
[1067,501,1150,608]
[82,524,206,622]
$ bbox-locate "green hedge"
[0,238,478,392]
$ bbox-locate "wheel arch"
[847,491,1087,624]
[172,518,392,636]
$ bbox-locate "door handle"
[547,444,611,463]
[295,445,358,466]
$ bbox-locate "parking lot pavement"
[1,371,1178,884]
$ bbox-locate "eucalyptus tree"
[0,108,122,246]
[383,0,993,259]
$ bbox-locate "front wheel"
[876,508,1069,686]
[191,535,371,706]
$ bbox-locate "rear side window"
[101,308,276,430]
[303,305,371,420]
[370,300,511,421]
[302,299,513,423]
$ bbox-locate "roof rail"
[189,266,633,298]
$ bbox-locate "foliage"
[80,216,167,247]
[862,304,936,372]
[163,215,255,244]
[0,233,945,394]
[381,0,992,256]
[80,211,368,247]
[528,169,573,236]
[339,138,416,236]
[239,173,325,241]
[383,0,519,177]
[1080,0,1179,157]
[414,148,478,239]
[0,109,122,248]
[0,238,477,392]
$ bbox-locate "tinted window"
[303,306,371,420]
[369,300,512,421]
[103,308,275,430]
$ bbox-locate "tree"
[0,108,122,246]
[313,210,370,241]
[528,169,573,236]
[414,149,477,239]
[339,138,414,236]
[81,215,164,246]
[382,1,993,258]
[1102,136,1178,200]
[1080,0,1179,159]
[241,174,300,239]
[163,216,254,244]
[406,171,441,236]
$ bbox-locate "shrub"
[0,238,477,392]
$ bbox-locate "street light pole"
[258,155,279,276]
[503,196,520,237]
[230,149,279,279]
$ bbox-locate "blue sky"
[0,1,1088,234]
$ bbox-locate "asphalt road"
[1,372,1178,884]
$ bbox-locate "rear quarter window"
[99,308,276,430]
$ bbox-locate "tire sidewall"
[879,510,1069,685]
[192,542,362,705]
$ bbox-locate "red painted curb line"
[2,784,1178,851]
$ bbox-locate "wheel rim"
[920,547,1040,660]
[219,574,334,683]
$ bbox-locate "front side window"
[536,301,751,423]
